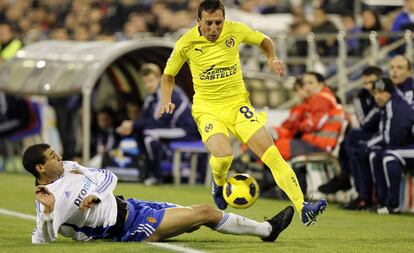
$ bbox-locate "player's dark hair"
[304,71,325,83]
[362,66,383,77]
[22,143,50,179]
[198,0,225,19]
[98,107,115,119]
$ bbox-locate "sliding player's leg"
[147,204,294,242]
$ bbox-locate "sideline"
[0,208,206,253]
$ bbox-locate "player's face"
[372,89,391,108]
[198,9,224,42]
[390,56,411,85]
[143,73,160,94]
[39,148,64,180]
[361,74,377,94]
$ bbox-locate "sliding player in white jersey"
[23,143,294,243]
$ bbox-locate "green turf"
[0,172,413,253]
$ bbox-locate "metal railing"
[239,30,414,107]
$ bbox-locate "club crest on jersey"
[205,123,213,132]
[147,217,157,223]
[225,37,235,48]
[70,169,83,175]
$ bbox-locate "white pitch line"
[0,208,207,253]
[0,208,37,220]
[149,243,206,253]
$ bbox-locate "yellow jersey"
[164,20,265,102]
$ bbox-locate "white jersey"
[32,161,118,243]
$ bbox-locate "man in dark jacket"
[321,66,382,210]
[117,63,199,184]
[368,77,414,214]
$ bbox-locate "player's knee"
[197,204,218,222]
[213,147,233,157]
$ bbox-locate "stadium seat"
[169,140,211,186]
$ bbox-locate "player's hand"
[157,102,175,118]
[116,120,134,136]
[268,58,285,78]
[79,195,100,211]
[35,186,55,214]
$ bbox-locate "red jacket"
[272,103,306,139]
[300,86,345,151]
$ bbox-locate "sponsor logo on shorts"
[147,217,157,223]
[205,123,213,133]
[250,116,259,123]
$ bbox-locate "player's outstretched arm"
[260,36,285,78]
[35,186,55,214]
[33,186,57,243]
[158,74,176,118]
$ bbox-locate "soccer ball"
[223,173,260,209]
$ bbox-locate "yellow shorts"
[192,93,267,143]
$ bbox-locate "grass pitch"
[0,172,413,253]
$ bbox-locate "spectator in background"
[368,77,414,214]
[0,22,23,64]
[258,0,290,14]
[49,27,70,40]
[290,20,311,55]
[392,0,414,32]
[270,78,309,144]
[0,92,31,138]
[320,0,353,14]
[116,63,199,185]
[49,95,82,160]
[120,12,149,40]
[389,55,414,104]
[340,12,361,55]
[360,9,385,52]
[274,72,345,161]
[95,107,121,155]
[319,66,383,202]
[73,24,91,41]
[89,107,121,168]
[311,8,338,56]
[124,98,141,122]
[288,20,312,75]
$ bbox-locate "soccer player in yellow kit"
[158,0,327,226]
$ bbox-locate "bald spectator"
[389,55,414,104]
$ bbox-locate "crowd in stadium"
[0,0,412,44]
[1,0,414,216]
